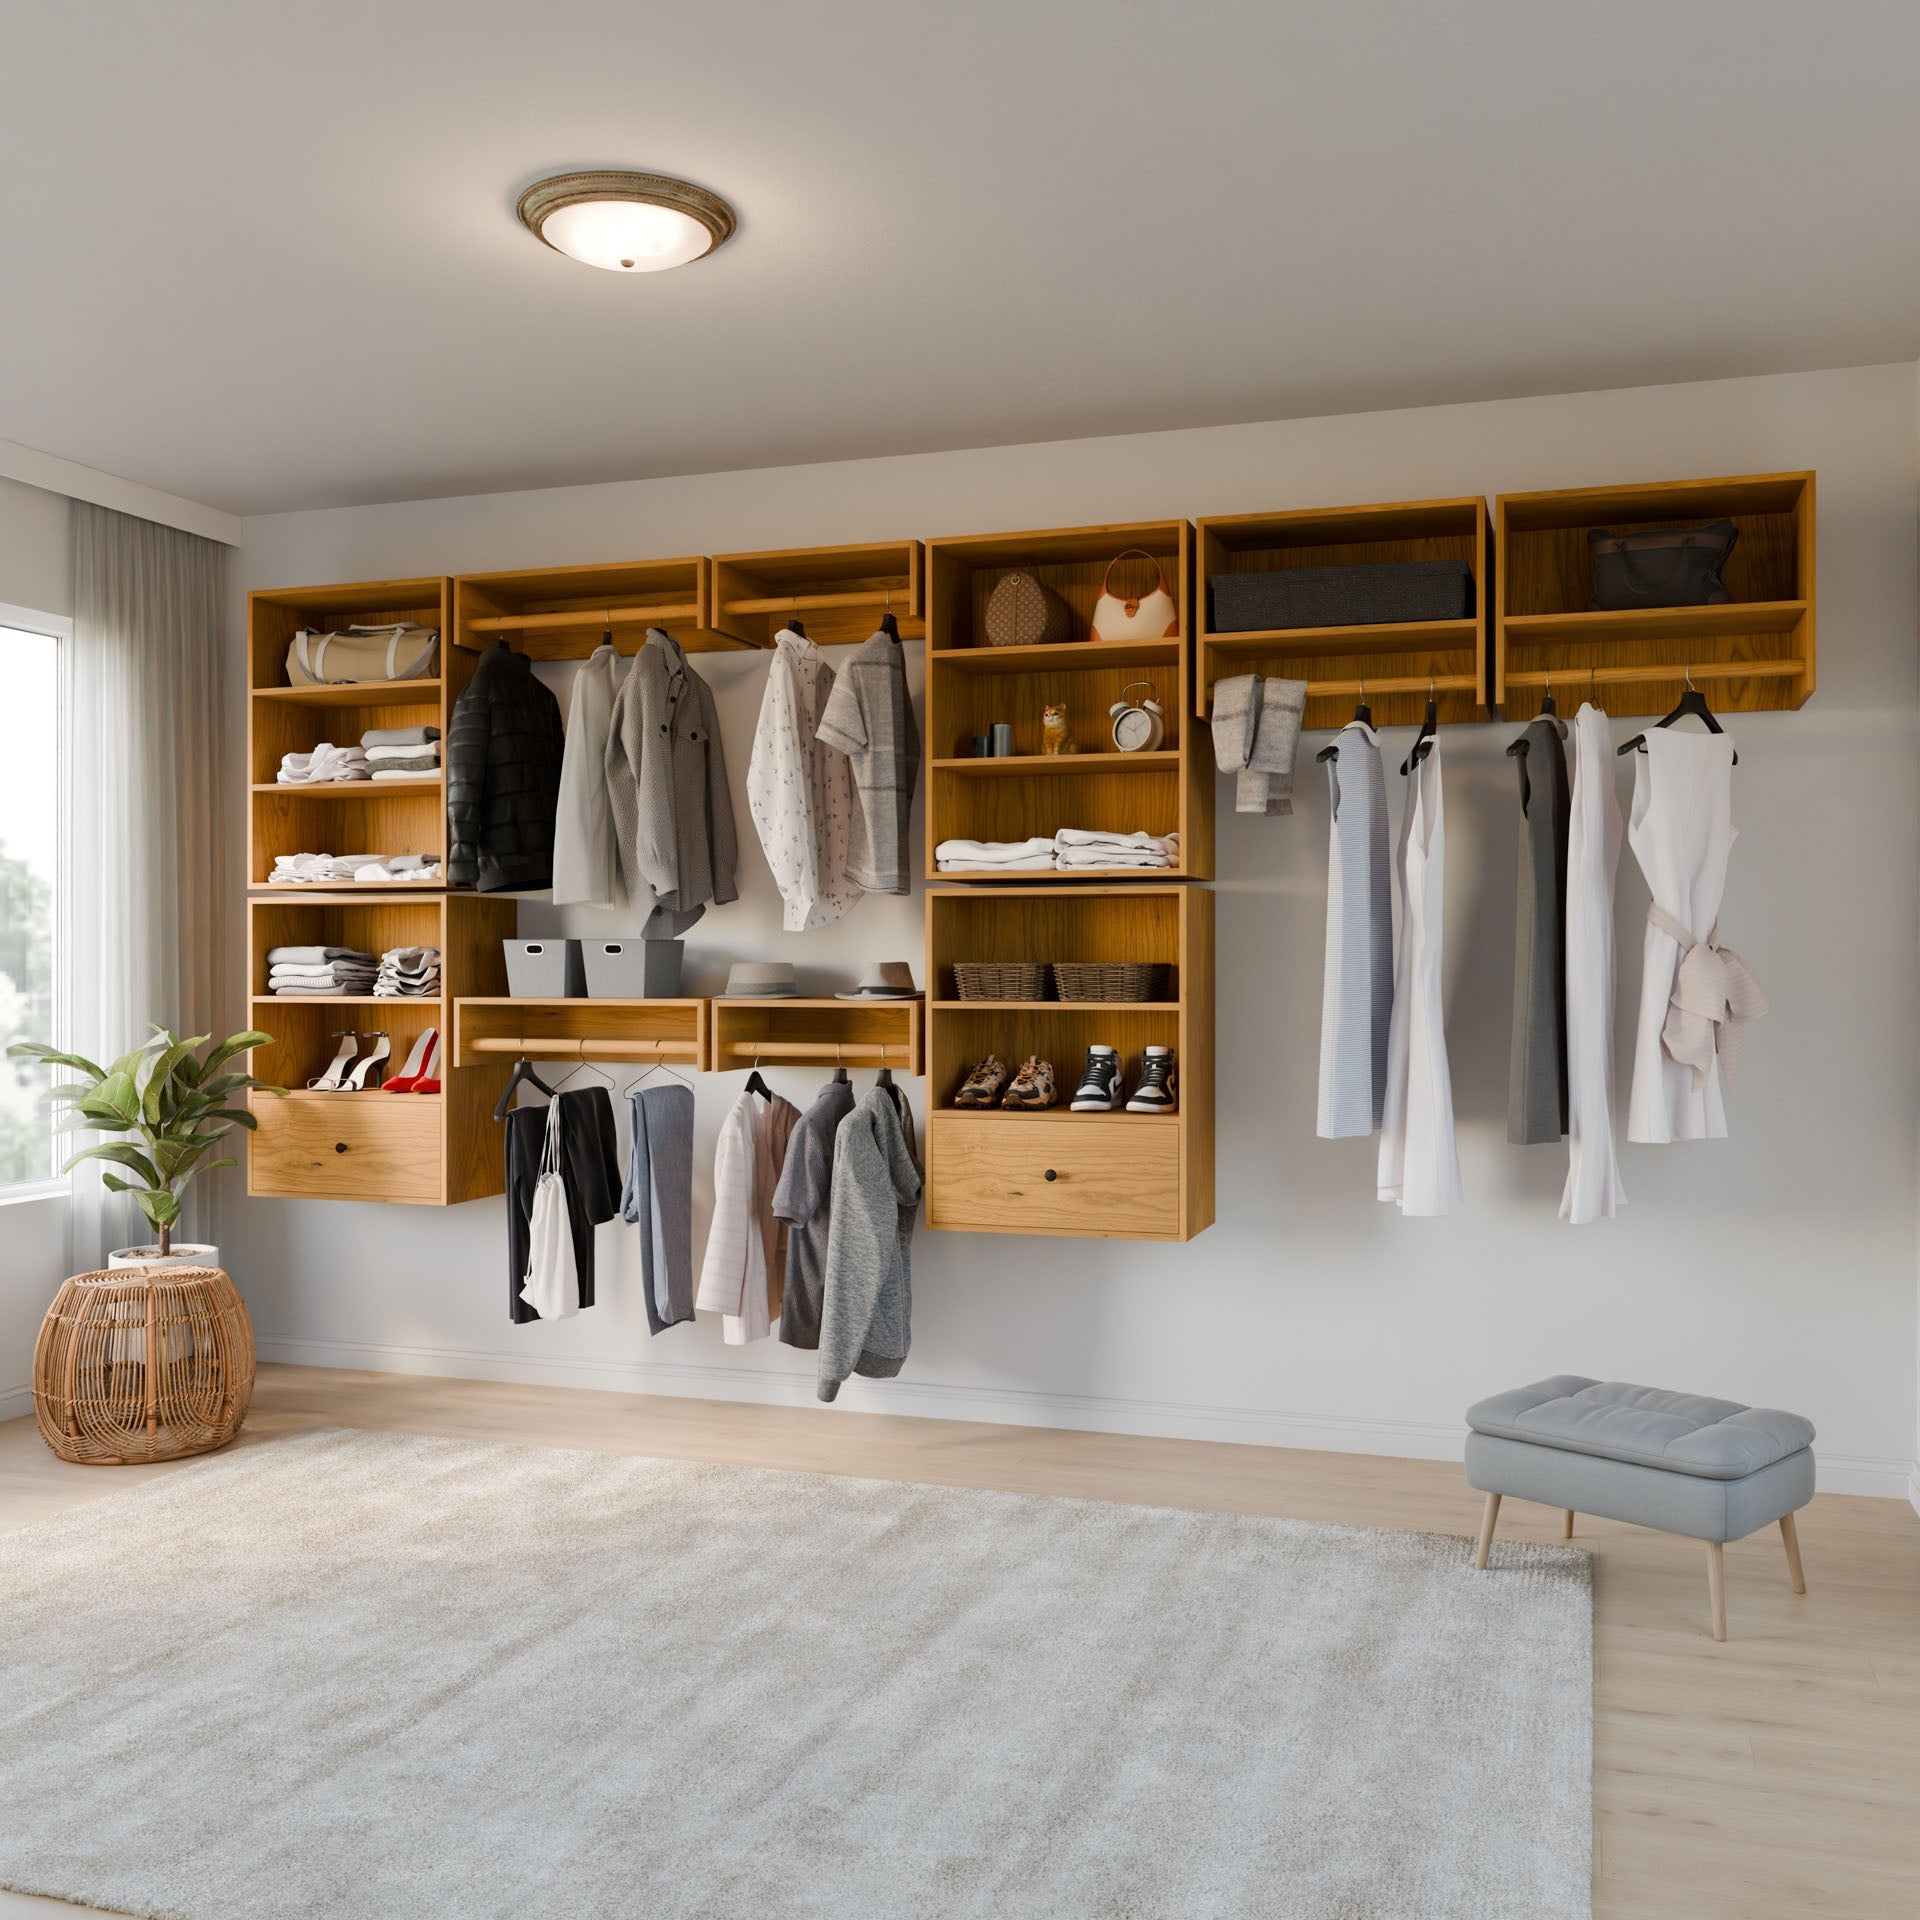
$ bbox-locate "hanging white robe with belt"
[1561,704,1626,1222]
[1378,740,1461,1216]
[1626,729,1765,1142]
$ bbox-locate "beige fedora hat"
[834,960,919,1000]
[722,960,798,997]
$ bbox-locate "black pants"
[505,1090,622,1323]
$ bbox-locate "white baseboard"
[252,1337,1914,1499]
[1909,1460,1920,1523]
[0,1384,32,1425]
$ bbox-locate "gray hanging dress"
[1509,716,1572,1143]
[1316,722,1393,1138]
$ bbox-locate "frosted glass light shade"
[516,171,735,274]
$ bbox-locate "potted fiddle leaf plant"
[7,1025,284,1269]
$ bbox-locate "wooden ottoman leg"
[1474,1492,1502,1570]
[1562,1509,1575,1539]
[1704,1540,1727,1641]
[1779,1513,1807,1594]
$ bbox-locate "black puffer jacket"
[446,642,565,892]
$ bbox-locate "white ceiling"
[7,0,1920,516]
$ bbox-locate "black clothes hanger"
[1617,667,1737,766]
[743,1051,774,1101]
[875,1066,904,1114]
[492,1055,557,1123]
[1400,678,1438,775]
[830,1044,850,1086]
[785,619,807,640]
[878,611,900,642]
[1316,681,1371,764]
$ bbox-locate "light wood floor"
[3,1365,1917,1919]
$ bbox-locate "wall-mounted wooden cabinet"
[924,883,1213,1241]
[246,891,515,1206]
[452,557,744,660]
[1196,498,1490,732]
[924,522,1211,881]
[1494,472,1815,717]
[707,541,924,648]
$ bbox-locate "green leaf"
[185,1157,235,1180]
[202,1032,273,1076]
[81,1070,140,1124]
[99,1172,136,1195]
[6,1042,107,1080]
[61,1142,162,1185]
[143,1191,181,1228]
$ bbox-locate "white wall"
[228,364,1920,1496]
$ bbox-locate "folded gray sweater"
[1211,674,1307,815]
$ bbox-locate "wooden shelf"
[453,998,709,1071]
[251,779,441,796]
[925,521,1209,881]
[1196,497,1489,730]
[925,883,1211,1241]
[707,541,924,648]
[1494,472,1815,717]
[250,680,442,709]
[453,557,743,659]
[930,867,1179,884]
[933,750,1178,778]
[710,997,923,1075]
[252,993,444,1008]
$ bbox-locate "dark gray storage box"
[1210,560,1474,633]
[503,938,585,998]
[582,938,684,999]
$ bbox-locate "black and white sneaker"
[1125,1046,1178,1113]
[1070,1044,1123,1111]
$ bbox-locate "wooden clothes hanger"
[1617,666,1737,766]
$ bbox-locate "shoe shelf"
[924,521,1212,882]
[924,883,1213,1242]
[1195,497,1489,732]
[1494,471,1815,717]
[707,541,924,648]
[710,998,924,1075]
[247,578,457,895]
[453,998,710,1070]
[245,890,516,1206]
[453,557,742,660]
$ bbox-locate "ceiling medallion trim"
[514,170,737,260]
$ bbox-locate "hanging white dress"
[1560,704,1626,1222]
[1378,740,1462,1216]
[1317,721,1392,1138]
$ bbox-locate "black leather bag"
[1588,519,1738,611]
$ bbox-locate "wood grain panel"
[708,541,924,647]
[247,1092,442,1204]
[927,1111,1182,1239]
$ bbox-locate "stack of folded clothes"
[276,742,369,784]
[361,724,442,781]
[933,835,1057,873]
[1053,828,1180,870]
[266,946,378,995]
[374,945,442,997]
[268,852,445,885]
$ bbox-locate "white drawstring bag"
[518,1097,579,1320]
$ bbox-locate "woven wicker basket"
[953,961,1052,1001]
[32,1266,254,1465]
[1051,962,1170,1003]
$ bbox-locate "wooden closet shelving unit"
[1493,472,1816,717]
[1195,498,1490,731]
[711,998,924,1074]
[924,521,1211,881]
[707,542,924,647]
[923,884,1213,1242]
[453,998,710,1069]
[452,557,746,660]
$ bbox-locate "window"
[0,603,66,1194]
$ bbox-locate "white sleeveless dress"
[1561,704,1626,1221]
[1626,730,1737,1142]
[1378,741,1462,1215]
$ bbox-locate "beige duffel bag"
[286,623,439,687]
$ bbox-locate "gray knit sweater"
[816,1088,922,1402]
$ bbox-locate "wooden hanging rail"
[1305,672,1478,699]
[721,588,905,616]
[464,603,702,635]
[1506,658,1803,691]
[463,1037,700,1060]
[717,1040,908,1063]
[452,997,711,1070]
[710,996,925,1076]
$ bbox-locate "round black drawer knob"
[334,1141,349,1154]
[1043,1168,1058,1182]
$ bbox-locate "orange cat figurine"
[1041,703,1077,756]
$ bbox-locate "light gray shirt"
[816,631,919,894]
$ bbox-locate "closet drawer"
[928,1114,1181,1240]
[248,1096,443,1205]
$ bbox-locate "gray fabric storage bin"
[1210,560,1474,632]
[504,938,585,998]
[582,938,684,999]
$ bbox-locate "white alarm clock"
[1109,681,1166,752]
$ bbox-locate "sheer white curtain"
[66,502,230,1266]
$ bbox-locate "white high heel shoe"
[307,1031,359,1091]
[343,1031,391,1091]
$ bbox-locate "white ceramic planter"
[107,1242,221,1273]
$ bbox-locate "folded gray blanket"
[360,724,442,747]
[265,945,376,966]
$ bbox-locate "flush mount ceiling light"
[515,170,735,273]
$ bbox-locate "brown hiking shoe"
[953,1054,1009,1108]
[1001,1056,1057,1109]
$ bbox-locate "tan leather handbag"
[286,623,440,686]
[1092,549,1179,641]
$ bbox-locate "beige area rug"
[0,1430,1591,1920]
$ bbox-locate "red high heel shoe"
[412,1029,442,1094]
[382,1027,439,1093]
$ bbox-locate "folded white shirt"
[933,836,1056,865]
[1054,828,1179,854]
[937,856,1058,872]
[1055,849,1171,868]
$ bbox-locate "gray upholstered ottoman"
[1465,1375,1815,1640]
